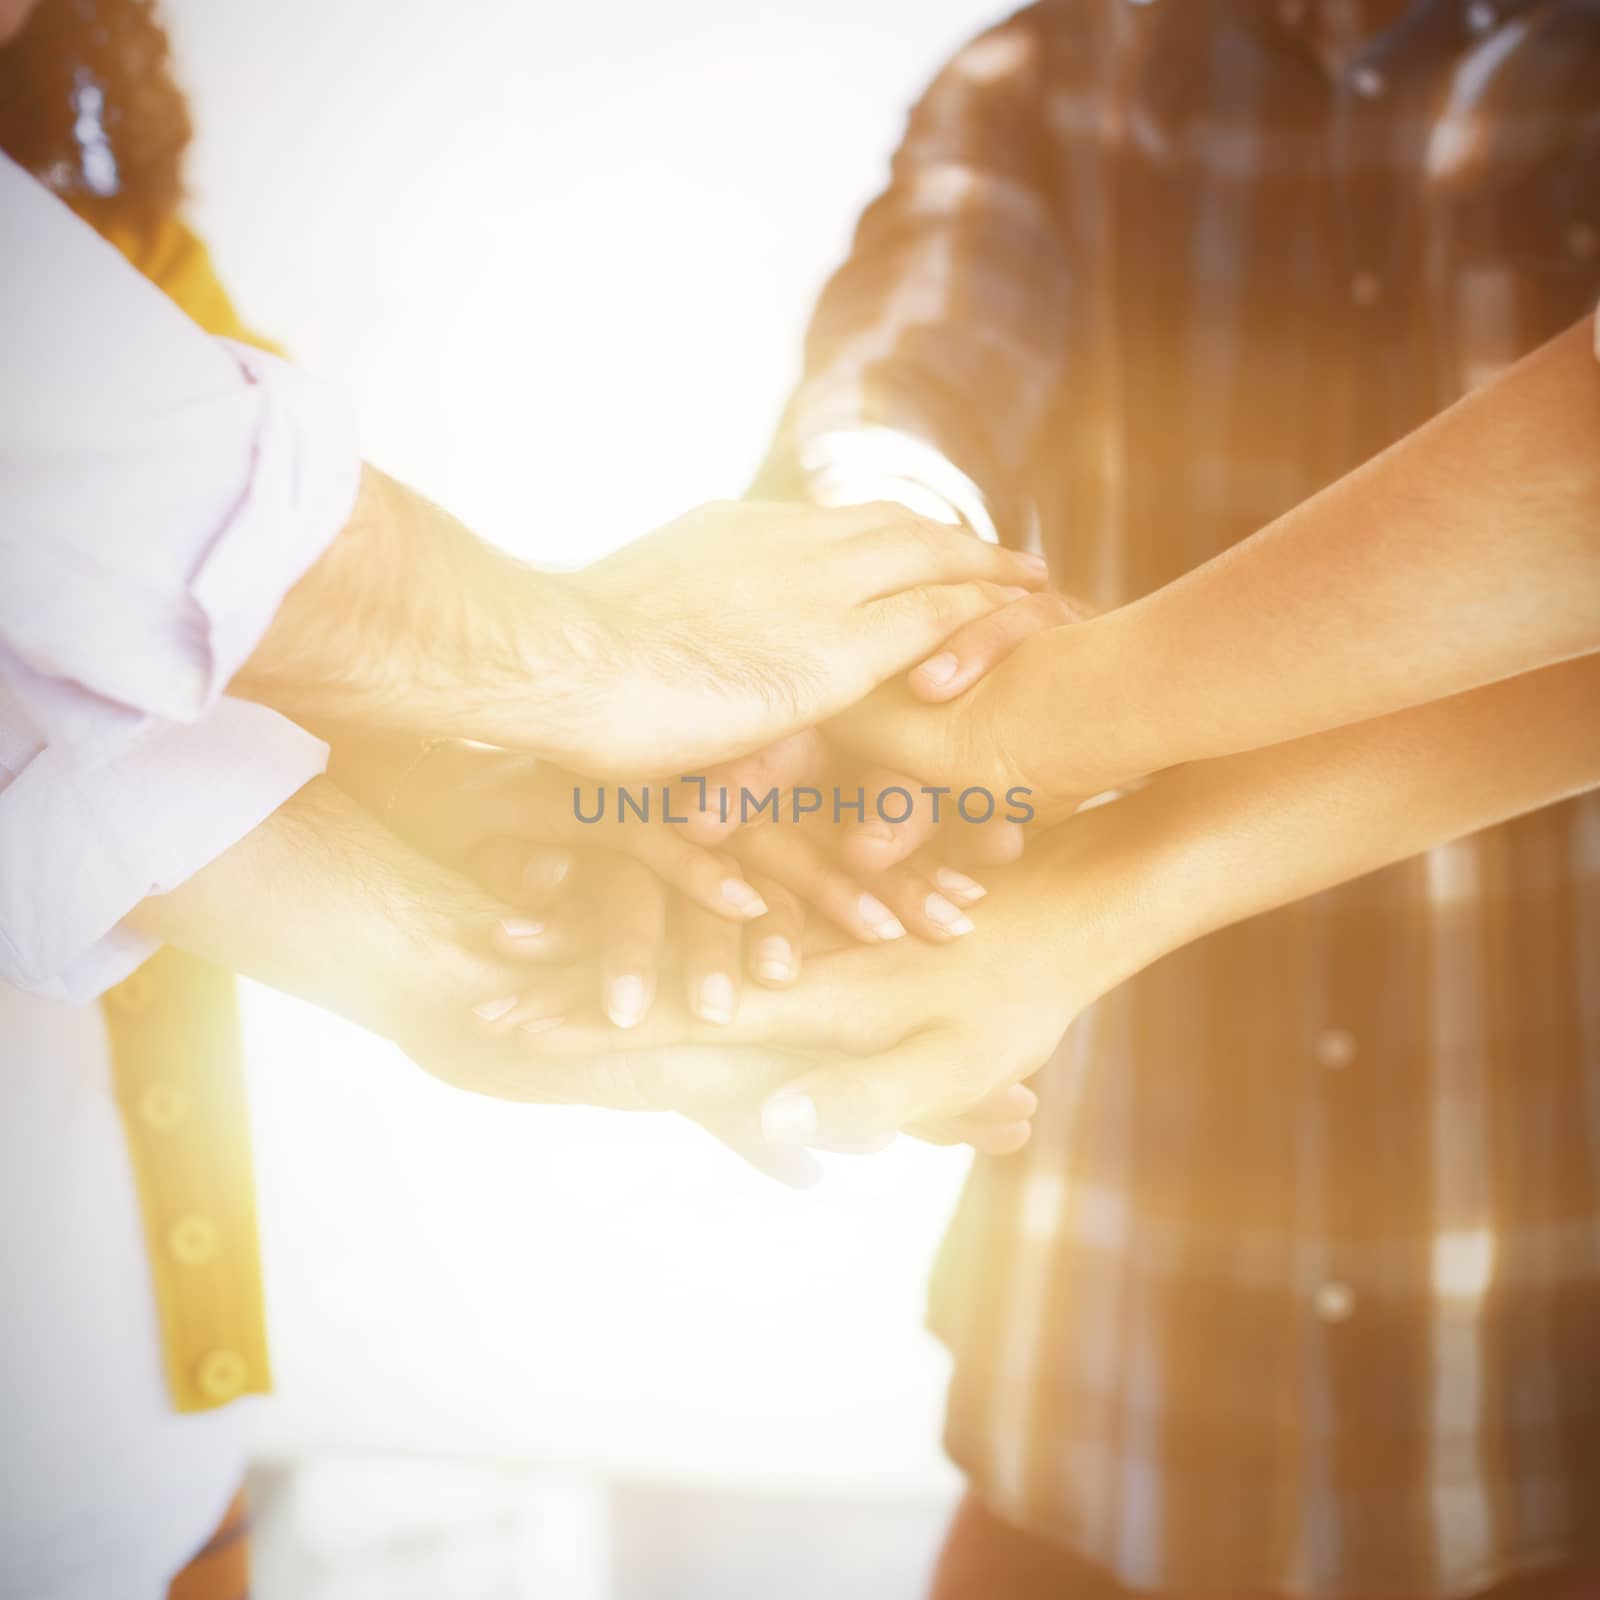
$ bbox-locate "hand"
[680,729,1024,905]
[545,499,1048,776]
[238,474,1046,784]
[333,735,939,1018]
[907,588,1092,703]
[827,617,1111,828]
[512,816,1143,1148]
[129,778,829,1172]
[134,780,1034,1182]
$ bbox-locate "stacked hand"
[327,732,1044,1175]
[169,482,1118,1180]
[328,577,1118,1174]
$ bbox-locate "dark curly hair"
[0,0,191,232]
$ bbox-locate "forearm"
[230,464,594,751]
[1055,651,1600,989]
[127,777,519,1038]
[1019,318,1600,794]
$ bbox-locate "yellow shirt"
[95,211,276,1415]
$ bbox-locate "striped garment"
[757,2,1600,1592]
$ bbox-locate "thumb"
[693,1112,824,1190]
[758,1033,970,1146]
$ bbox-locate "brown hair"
[0,0,191,232]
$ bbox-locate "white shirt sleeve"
[0,153,359,743]
[0,695,330,1000]
[0,154,357,996]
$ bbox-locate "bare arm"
[850,318,1600,806]
[1057,318,1600,787]
[232,471,1045,780]
[125,778,546,1047]
[124,780,816,1131]
[537,650,1600,1143]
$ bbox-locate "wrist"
[239,464,606,757]
[1010,610,1175,802]
[1018,788,1204,1010]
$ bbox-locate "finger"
[623,829,768,921]
[742,872,805,986]
[489,953,867,1057]
[966,1082,1038,1122]
[489,915,585,964]
[503,1039,808,1123]
[681,731,832,845]
[462,835,578,912]
[858,580,1046,682]
[920,860,989,907]
[470,962,594,1039]
[854,519,1049,598]
[759,1031,987,1145]
[861,858,976,943]
[908,591,1084,702]
[679,900,744,1026]
[694,1113,824,1190]
[517,844,578,902]
[805,1130,899,1156]
[838,767,941,874]
[590,856,666,1029]
[872,1076,1038,1154]
[732,826,908,945]
[910,1117,1034,1156]
[938,817,1026,870]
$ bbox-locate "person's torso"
[935,14,1600,1577]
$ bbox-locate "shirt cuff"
[0,698,328,1001]
[0,343,360,754]
[186,342,362,709]
[797,427,1003,544]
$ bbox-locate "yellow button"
[137,1082,189,1131]
[168,1215,219,1266]
[105,971,154,1015]
[195,1348,248,1403]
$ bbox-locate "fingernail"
[999,1084,1038,1117]
[474,996,518,1023]
[499,918,545,940]
[761,1092,818,1145]
[720,878,769,918]
[607,974,648,1029]
[756,936,795,982]
[521,853,571,894]
[934,866,987,903]
[1018,551,1049,575]
[698,972,735,1025]
[857,894,906,940]
[519,1014,564,1036]
[916,651,959,686]
[924,893,975,935]
[999,585,1030,601]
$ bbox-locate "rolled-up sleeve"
[0,154,359,744]
[0,154,359,996]
[0,696,329,1000]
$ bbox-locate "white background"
[162,0,1003,1499]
